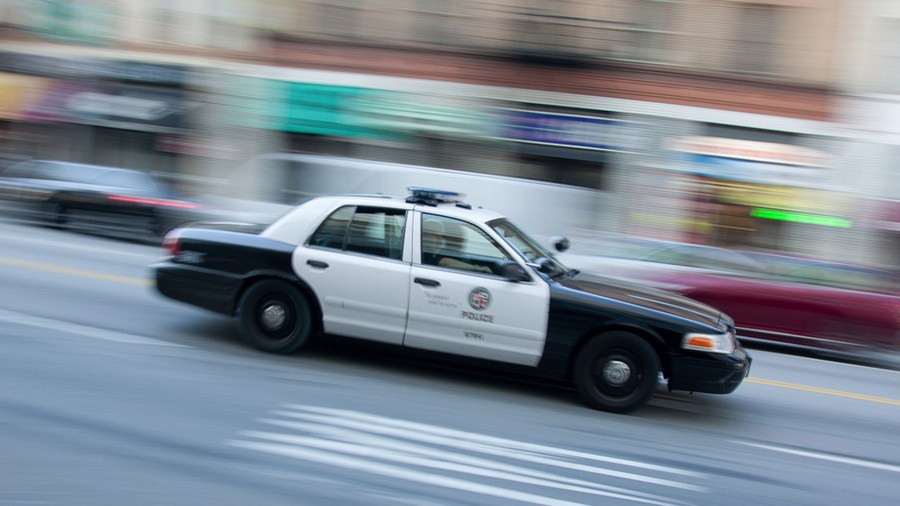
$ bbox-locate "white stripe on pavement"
[268,409,707,491]
[0,308,188,347]
[228,404,708,506]
[733,441,900,474]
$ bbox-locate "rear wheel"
[46,202,69,230]
[574,331,661,414]
[237,279,314,354]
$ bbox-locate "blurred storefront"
[0,71,53,160]
[874,199,900,270]
[666,136,841,250]
[490,108,644,191]
[0,54,197,174]
[216,75,495,180]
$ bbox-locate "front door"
[404,213,550,366]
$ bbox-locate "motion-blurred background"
[0,0,897,270]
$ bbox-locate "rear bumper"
[153,261,242,315]
[667,347,751,394]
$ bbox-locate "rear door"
[294,204,412,345]
[404,212,550,366]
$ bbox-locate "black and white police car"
[153,188,750,413]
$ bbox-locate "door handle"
[306,259,329,269]
[414,277,440,287]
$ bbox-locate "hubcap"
[602,360,632,386]
[260,303,287,331]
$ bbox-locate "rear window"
[308,205,407,260]
[2,161,107,183]
[92,170,159,191]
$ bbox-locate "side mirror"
[552,236,570,253]
[494,260,531,282]
[534,257,555,274]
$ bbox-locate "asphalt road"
[1,219,899,506]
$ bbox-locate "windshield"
[488,218,570,277]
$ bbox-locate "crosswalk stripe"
[228,404,708,506]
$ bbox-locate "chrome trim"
[736,326,855,347]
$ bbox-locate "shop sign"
[280,82,390,138]
[24,81,196,132]
[64,85,196,131]
[496,109,643,152]
[224,77,389,138]
[683,155,825,187]
[346,92,491,138]
[670,136,830,188]
[671,136,828,167]
[66,92,175,121]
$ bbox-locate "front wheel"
[237,279,314,354]
[574,331,661,414]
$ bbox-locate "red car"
[559,236,900,358]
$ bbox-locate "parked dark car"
[560,235,900,358]
[0,159,207,241]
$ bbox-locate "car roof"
[306,192,506,224]
[5,159,146,181]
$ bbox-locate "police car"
[153,188,751,413]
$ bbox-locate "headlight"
[682,332,736,354]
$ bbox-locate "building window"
[318,0,358,40]
[732,3,781,74]
[155,1,177,44]
[413,0,459,46]
[878,19,900,94]
[631,0,676,63]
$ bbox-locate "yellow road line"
[0,256,151,287]
[747,377,900,406]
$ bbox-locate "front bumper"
[667,347,751,394]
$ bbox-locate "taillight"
[108,195,199,209]
[162,230,181,257]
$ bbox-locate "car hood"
[558,271,729,330]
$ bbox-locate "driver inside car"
[422,219,491,273]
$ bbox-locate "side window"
[421,214,511,273]
[346,206,406,259]
[2,161,38,179]
[309,206,353,250]
[93,170,158,191]
[308,205,407,260]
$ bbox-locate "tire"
[236,279,314,354]
[46,202,69,230]
[574,331,661,414]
